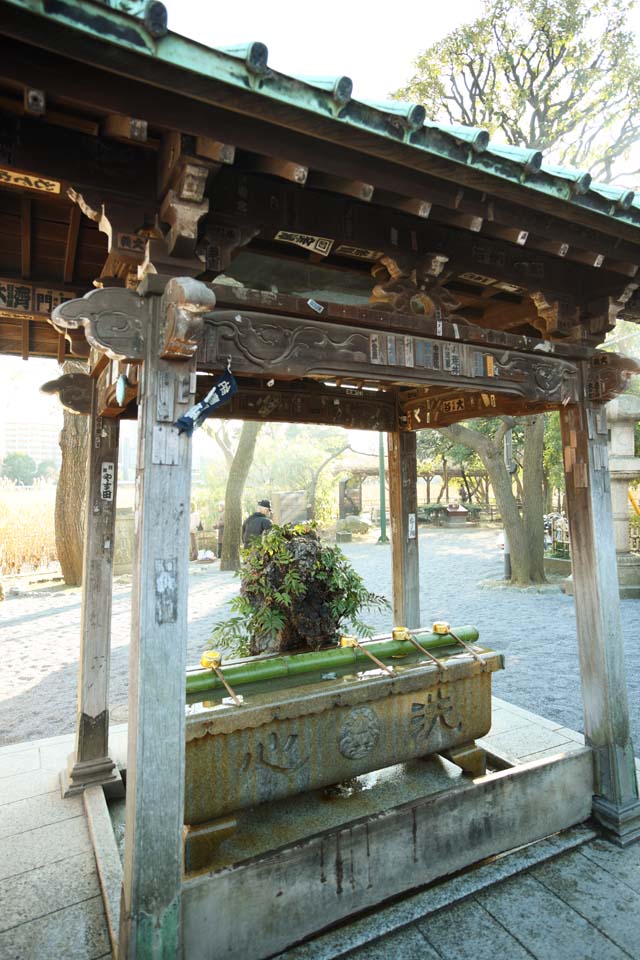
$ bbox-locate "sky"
[164,0,486,103]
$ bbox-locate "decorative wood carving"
[585,353,640,403]
[530,290,580,338]
[209,170,625,304]
[67,187,154,284]
[584,287,639,339]
[51,287,148,360]
[161,277,216,359]
[202,308,581,405]
[199,221,261,277]
[40,372,93,415]
[368,254,460,320]
[400,389,561,430]
[160,189,209,259]
[211,283,598,363]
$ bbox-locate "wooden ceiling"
[0,66,639,361]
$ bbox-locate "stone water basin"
[183,627,503,868]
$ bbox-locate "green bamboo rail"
[186,626,479,694]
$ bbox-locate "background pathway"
[1,527,638,747]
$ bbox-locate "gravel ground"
[1,526,638,747]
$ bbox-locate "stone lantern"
[606,394,640,598]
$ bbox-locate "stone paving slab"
[1,767,60,804]
[0,851,101,932]
[0,895,111,960]
[0,814,92,881]
[0,789,83,839]
[415,898,534,960]
[480,723,574,759]
[476,873,631,960]
[346,924,440,959]
[532,849,640,957]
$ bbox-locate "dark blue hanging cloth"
[174,368,238,435]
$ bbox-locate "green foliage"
[396,0,640,183]
[35,459,58,479]
[2,452,36,485]
[543,413,565,497]
[210,522,389,657]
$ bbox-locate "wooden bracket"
[160,189,209,258]
[51,287,148,360]
[161,277,216,359]
[530,290,580,338]
[67,187,155,284]
[40,371,92,415]
[585,353,640,403]
[200,220,261,277]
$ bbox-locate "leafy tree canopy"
[395,0,640,183]
[2,452,36,485]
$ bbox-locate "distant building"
[0,420,61,467]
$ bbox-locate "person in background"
[189,503,201,561]
[242,498,273,547]
[216,500,225,559]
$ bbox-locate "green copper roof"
[1,0,638,235]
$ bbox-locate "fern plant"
[210,522,389,657]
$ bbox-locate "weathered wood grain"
[62,375,122,797]
[561,401,640,844]
[388,430,420,628]
[119,282,199,959]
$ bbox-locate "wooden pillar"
[561,401,640,845]
[62,377,123,798]
[119,278,214,958]
[388,430,420,628]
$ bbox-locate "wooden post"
[61,376,123,798]
[387,430,420,628]
[119,278,215,959]
[561,401,640,845]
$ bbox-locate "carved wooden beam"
[210,282,599,363]
[40,371,92,415]
[201,308,581,405]
[51,287,148,360]
[197,376,397,431]
[400,388,560,430]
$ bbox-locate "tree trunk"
[308,443,349,519]
[55,369,89,585]
[437,420,536,585]
[482,445,530,585]
[220,421,263,572]
[522,414,546,582]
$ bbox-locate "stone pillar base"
[592,795,640,847]
[61,752,125,800]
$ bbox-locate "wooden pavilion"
[1,1,640,956]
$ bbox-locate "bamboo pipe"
[186,625,479,694]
